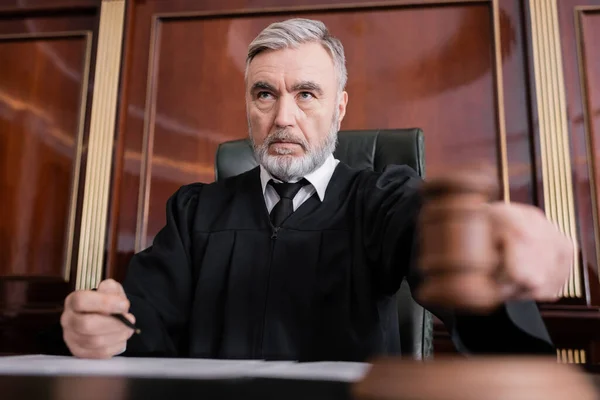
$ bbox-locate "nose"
[274,95,296,129]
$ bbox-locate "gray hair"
[246,18,347,93]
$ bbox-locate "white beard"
[249,111,339,182]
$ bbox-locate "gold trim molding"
[134,0,511,250]
[557,349,586,364]
[491,0,510,202]
[528,0,580,298]
[76,0,126,290]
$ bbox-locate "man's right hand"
[61,279,136,359]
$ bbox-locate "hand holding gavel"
[415,167,574,313]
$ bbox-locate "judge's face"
[246,42,348,181]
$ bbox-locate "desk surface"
[3,355,600,400]
[0,375,351,400]
[0,355,360,400]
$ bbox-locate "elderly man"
[60,18,571,360]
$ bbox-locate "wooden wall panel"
[0,5,99,354]
[0,0,98,10]
[108,0,535,280]
[0,35,89,278]
[578,7,600,288]
[582,14,600,243]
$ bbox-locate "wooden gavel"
[416,167,504,313]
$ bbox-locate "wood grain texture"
[0,4,99,354]
[578,8,600,288]
[0,35,88,278]
[0,0,99,12]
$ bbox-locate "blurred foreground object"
[418,167,501,312]
[353,357,597,400]
[417,165,573,312]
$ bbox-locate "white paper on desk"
[0,355,370,382]
[0,355,264,379]
[249,361,370,382]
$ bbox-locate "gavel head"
[416,166,503,313]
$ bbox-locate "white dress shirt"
[260,154,340,213]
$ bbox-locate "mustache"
[264,130,308,151]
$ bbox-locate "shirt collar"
[259,153,339,201]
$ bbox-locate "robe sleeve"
[122,184,202,357]
[362,165,554,355]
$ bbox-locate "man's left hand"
[486,202,574,301]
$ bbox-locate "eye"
[256,91,274,100]
[298,92,314,101]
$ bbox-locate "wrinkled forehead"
[246,43,337,90]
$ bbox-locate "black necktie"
[269,179,307,227]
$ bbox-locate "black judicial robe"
[122,163,554,360]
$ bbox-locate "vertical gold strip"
[538,0,557,224]
[492,0,510,202]
[135,15,160,253]
[63,32,93,282]
[540,0,570,296]
[530,0,552,239]
[542,0,567,241]
[528,0,581,298]
[556,348,586,364]
[76,0,126,290]
[550,1,580,297]
[548,0,575,296]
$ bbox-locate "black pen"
[110,313,141,335]
[91,288,141,334]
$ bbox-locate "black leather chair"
[215,128,433,360]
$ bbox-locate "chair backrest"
[215,128,432,360]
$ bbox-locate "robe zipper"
[257,224,279,357]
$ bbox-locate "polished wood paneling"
[0,35,89,277]
[108,0,535,278]
[0,4,99,354]
[578,7,600,286]
[0,0,99,12]
[581,13,600,251]
[0,14,98,36]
